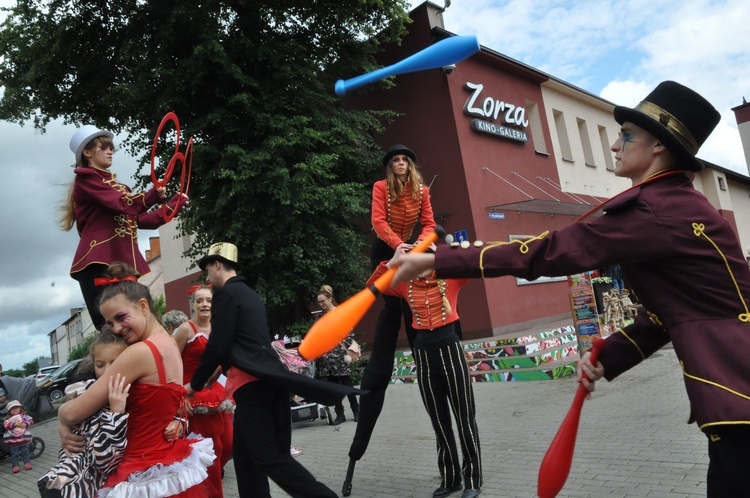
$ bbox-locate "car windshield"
[48,361,79,380]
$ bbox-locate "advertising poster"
[567,271,601,353]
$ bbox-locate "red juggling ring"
[149,112,193,222]
[150,112,181,188]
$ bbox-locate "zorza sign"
[463,82,529,143]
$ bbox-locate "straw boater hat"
[613,81,720,172]
[198,242,242,272]
[382,144,416,167]
[69,125,115,164]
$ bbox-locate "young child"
[38,330,131,497]
[3,400,34,473]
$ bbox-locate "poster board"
[567,271,602,353]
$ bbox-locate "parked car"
[35,365,60,382]
[36,359,84,402]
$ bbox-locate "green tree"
[22,357,48,377]
[3,368,24,378]
[153,294,166,320]
[0,0,410,334]
[68,333,97,362]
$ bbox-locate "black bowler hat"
[614,81,720,172]
[198,242,243,272]
[382,144,416,167]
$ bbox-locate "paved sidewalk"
[1,345,708,497]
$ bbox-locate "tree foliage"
[21,357,47,376]
[0,0,411,332]
[68,333,97,362]
[152,294,166,320]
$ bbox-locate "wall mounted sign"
[470,119,529,142]
[463,81,529,143]
[488,211,505,220]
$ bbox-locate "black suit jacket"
[190,276,359,406]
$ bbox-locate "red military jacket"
[434,172,750,432]
[70,167,178,277]
[368,261,468,331]
[371,180,436,249]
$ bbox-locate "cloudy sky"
[1,0,749,371]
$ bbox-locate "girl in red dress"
[57,263,214,498]
[173,285,234,498]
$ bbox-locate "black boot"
[352,408,359,422]
[332,411,346,425]
[342,458,356,496]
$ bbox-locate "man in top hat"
[389,81,750,496]
[187,242,358,497]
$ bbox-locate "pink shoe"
[25,463,32,470]
[12,466,19,473]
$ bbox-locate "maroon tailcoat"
[435,173,750,432]
[70,167,179,277]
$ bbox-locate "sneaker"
[290,446,302,457]
[24,463,32,470]
[12,466,19,474]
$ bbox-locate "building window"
[598,125,615,171]
[718,177,727,191]
[553,109,573,162]
[525,99,548,155]
[577,118,595,167]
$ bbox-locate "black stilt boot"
[342,458,356,496]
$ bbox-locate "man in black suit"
[187,242,350,498]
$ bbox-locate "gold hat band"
[634,100,699,155]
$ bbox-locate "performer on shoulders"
[60,125,187,329]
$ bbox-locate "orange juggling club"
[538,335,606,498]
[298,226,445,361]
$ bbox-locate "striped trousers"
[414,340,482,490]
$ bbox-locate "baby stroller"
[271,340,334,425]
[0,374,49,462]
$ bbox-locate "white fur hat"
[69,125,114,164]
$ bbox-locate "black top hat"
[382,144,416,167]
[613,81,720,172]
[198,242,243,272]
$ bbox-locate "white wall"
[541,82,632,199]
[159,221,197,284]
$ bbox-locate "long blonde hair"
[59,136,116,231]
[385,155,424,201]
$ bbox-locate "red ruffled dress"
[182,324,235,498]
[98,341,215,498]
